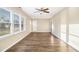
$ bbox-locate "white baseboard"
[67,42,79,51]
[1,32,31,52]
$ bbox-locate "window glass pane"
[0,23,10,36]
[0,8,10,36]
[21,24,23,31]
[13,14,20,32]
[21,18,23,24]
[21,17,24,31]
[13,14,19,24]
[14,24,19,32]
[0,8,10,23]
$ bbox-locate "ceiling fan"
[34,7,50,14]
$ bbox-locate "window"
[21,17,24,31]
[0,8,25,37]
[13,14,20,32]
[0,8,10,36]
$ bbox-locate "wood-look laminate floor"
[6,32,77,52]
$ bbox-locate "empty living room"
[0,7,79,52]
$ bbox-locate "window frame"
[20,16,25,32]
[0,8,26,39]
[12,13,20,33]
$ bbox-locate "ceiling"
[21,7,65,19]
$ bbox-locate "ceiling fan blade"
[35,8,50,14]
[43,10,49,13]
[43,8,49,10]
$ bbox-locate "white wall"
[52,13,61,38]
[32,19,37,32]
[32,18,50,32]
[0,7,32,52]
[51,7,79,51]
[52,8,69,42]
[68,7,79,50]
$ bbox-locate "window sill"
[0,31,25,40]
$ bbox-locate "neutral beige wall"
[0,7,32,52]
[69,7,79,24]
[37,19,50,32]
[32,18,50,32]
